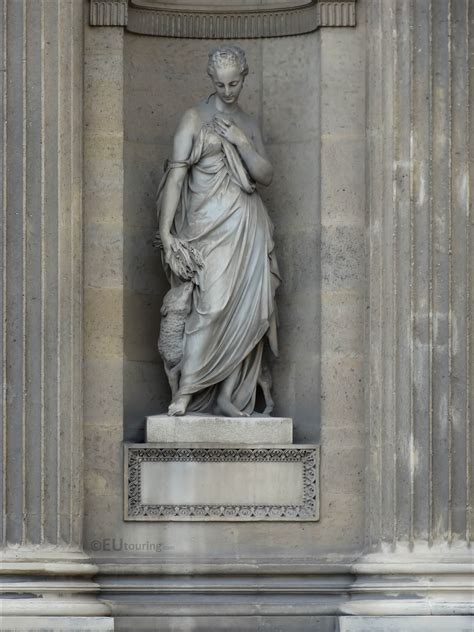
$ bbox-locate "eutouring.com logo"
[89,538,164,552]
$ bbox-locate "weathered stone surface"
[79,0,369,566]
[365,0,473,548]
[114,615,336,631]
[0,617,114,632]
[0,2,112,625]
[262,35,320,144]
[142,459,303,506]
[146,415,293,444]
[339,616,473,632]
[1,0,85,550]
[3,0,464,627]
[82,16,127,584]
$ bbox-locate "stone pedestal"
[146,414,293,443]
[126,416,320,521]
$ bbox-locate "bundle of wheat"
[153,232,205,281]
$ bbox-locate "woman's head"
[207,46,248,106]
[207,45,248,79]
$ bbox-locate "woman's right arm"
[159,109,198,254]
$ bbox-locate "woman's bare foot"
[216,393,249,417]
[168,394,191,416]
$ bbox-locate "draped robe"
[157,122,280,414]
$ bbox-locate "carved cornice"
[90,1,356,35]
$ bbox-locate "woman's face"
[211,64,244,106]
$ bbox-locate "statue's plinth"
[146,414,293,444]
[124,414,320,522]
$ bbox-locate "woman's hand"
[161,232,173,264]
[213,116,250,149]
[212,114,273,186]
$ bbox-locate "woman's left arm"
[214,117,273,186]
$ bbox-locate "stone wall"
[1,0,472,630]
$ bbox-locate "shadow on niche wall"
[122,33,321,444]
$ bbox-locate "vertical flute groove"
[56,0,61,543]
[377,0,384,545]
[21,0,27,545]
[408,0,415,547]
[391,0,399,547]
[447,0,453,544]
[69,0,74,544]
[40,0,45,545]
[382,0,394,545]
[393,0,413,544]
[1,0,7,546]
[466,0,472,545]
[4,0,19,542]
[428,0,434,547]
[450,0,470,540]
[431,0,451,542]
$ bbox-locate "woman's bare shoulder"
[176,107,202,133]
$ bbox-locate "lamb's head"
[160,282,194,317]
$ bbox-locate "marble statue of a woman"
[157,45,280,417]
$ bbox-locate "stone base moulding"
[124,443,320,521]
[92,556,473,630]
[0,549,113,630]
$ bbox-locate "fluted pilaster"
[1,0,84,550]
[0,0,111,625]
[366,0,472,550]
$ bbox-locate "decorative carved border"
[90,0,128,26]
[124,444,320,521]
[115,1,356,37]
